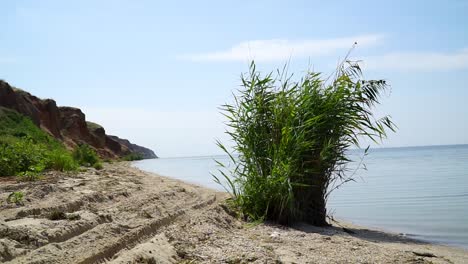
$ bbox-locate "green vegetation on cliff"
[0,107,55,146]
[86,121,103,132]
[0,107,102,177]
[0,107,78,177]
[122,152,144,161]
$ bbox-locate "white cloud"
[361,48,468,71]
[180,34,384,62]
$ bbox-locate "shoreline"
[0,162,466,263]
[132,160,468,251]
[329,216,468,251]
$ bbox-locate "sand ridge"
[0,162,467,263]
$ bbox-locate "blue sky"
[1,0,467,157]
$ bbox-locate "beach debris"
[48,210,67,220]
[140,210,153,219]
[412,251,437,258]
[270,231,281,238]
[67,213,81,220]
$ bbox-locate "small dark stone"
[413,251,437,258]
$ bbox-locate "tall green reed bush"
[214,61,395,226]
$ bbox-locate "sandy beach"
[0,162,467,263]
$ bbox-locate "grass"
[214,60,395,225]
[16,171,42,182]
[86,121,103,131]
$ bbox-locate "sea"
[133,144,468,249]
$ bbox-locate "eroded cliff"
[0,80,157,159]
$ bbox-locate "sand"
[0,162,467,263]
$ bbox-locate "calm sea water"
[133,145,468,249]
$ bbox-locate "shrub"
[93,162,103,170]
[73,144,100,167]
[0,138,78,178]
[0,139,47,177]
[215,61,395,225]
[122,153,144,161]
[7,191,24,205]
[0,145,16,176]
[46,150,78,171]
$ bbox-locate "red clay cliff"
[0,80,157,159]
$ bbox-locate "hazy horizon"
[154,143,468,159]
[1,0,467,157]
